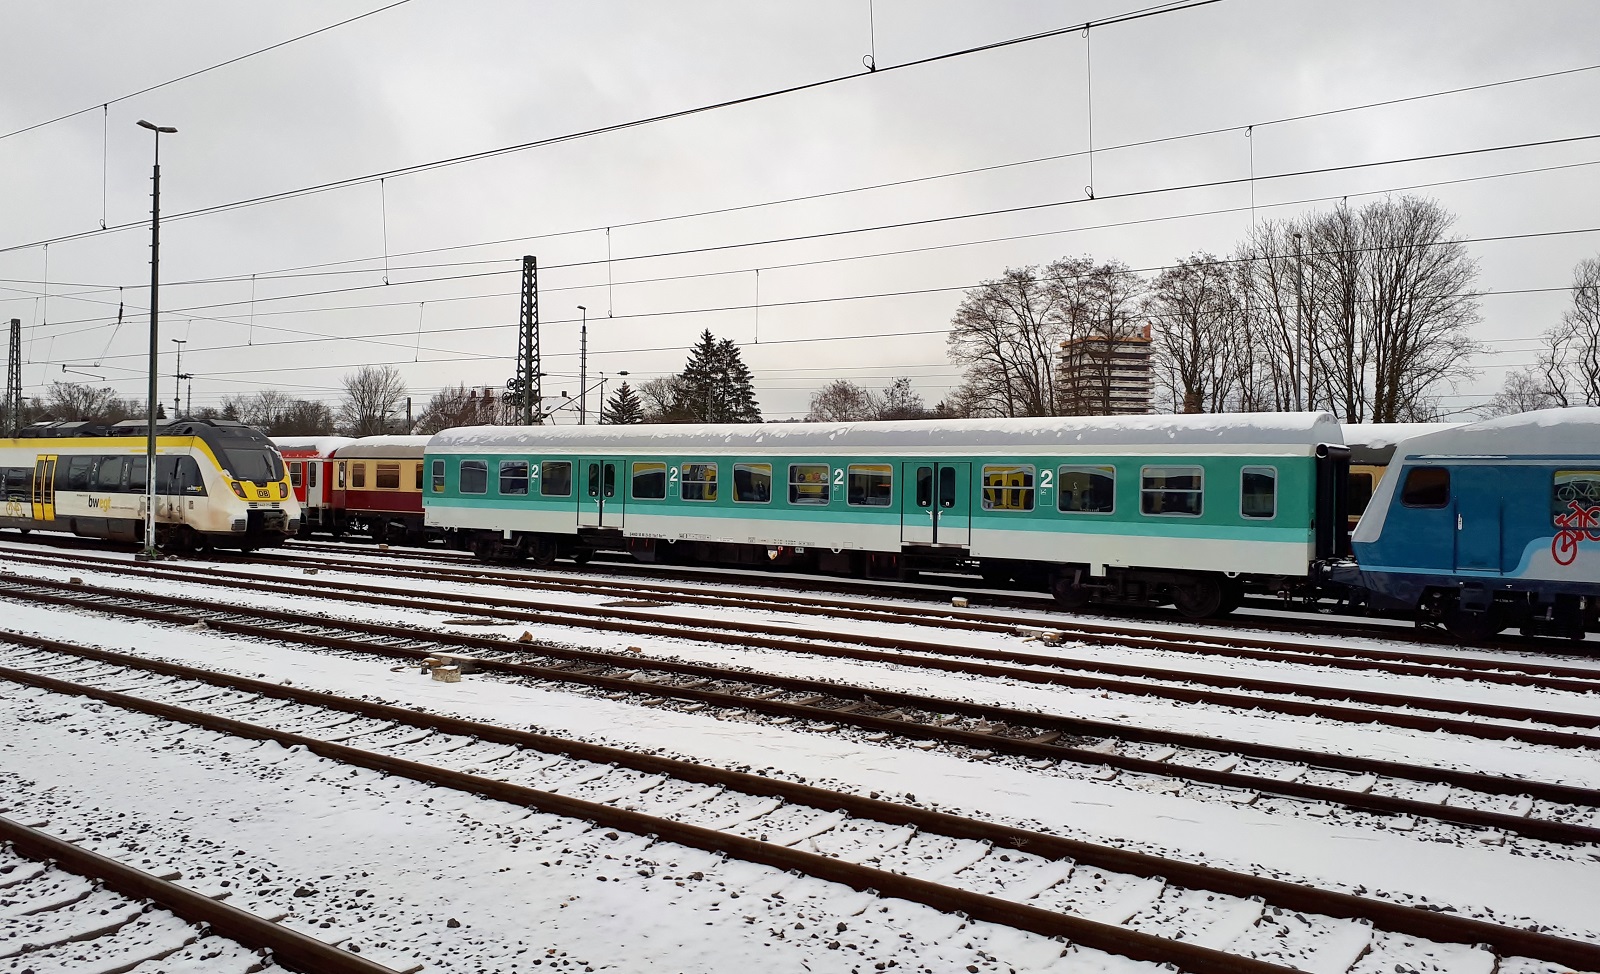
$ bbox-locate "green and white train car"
[423,413,1350,617]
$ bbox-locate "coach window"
[1348,471,1374,518]
[682,462,718,502]
[788,463,830,505]
[309,464,318,488]
[499,460,530,496]
[94,457,125,492]
[632,462,667,500]
[1059,465,1115,514]
[64,455,95,491]
[337,462,347,489]
[1141,465,1203,517]
[541,461,573,497]
[981,464,1035,512]
[351,463,368,489]
[127,457,148,494]
[1552,470,1600,523]
[1400,467,1449,509]
[847,464,893,507]
[289,463,303,488]
[734,463,772,503]
[430,459,445,493]
[376,462,401,490]
[414,462,425,491]
[1241,466,1277,519]
[459,459,488,495]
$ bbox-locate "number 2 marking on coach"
[832,468,845,487]
[1039,470,1054,492]
[669,467,679,483]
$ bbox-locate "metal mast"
[4,318,20,435]
[510,255,541,425]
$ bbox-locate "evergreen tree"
[673,329,761,423]
[602,381,646,424]
[716,338,761,423]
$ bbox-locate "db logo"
[256,488,270,499]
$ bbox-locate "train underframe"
[1,512,294,553]
[457,527,1282,621]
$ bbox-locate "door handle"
[1457,513,1463,530]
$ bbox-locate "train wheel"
[1049,567,1093,611]
[528,536,559,567]
[1173,575,1226,619]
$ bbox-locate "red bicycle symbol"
[1551,500,1600,566]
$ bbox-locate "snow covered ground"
[1,545,1597,973]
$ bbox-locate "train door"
[578,458,623,528]
[31,455,57,521]
[1454,466,1504,573]
[900,461,970,546]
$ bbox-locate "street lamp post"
[137,119,177,561]
[577,305,588,425]
[172,338,186,418]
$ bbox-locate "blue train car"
[1340,408,1600,640]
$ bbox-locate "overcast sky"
[3,0,1598,421]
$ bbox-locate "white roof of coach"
[1394,407,1600,459]
[334,435,433,459]
[271,436,355,456]
[428,412,1343,455]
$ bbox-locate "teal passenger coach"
[423,413,1350,618]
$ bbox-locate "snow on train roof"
[271,436,355,456]
[1396,407,1600,458]
[332,435,433,458]
[1339,423,1460,464]
[428,412,1343,455]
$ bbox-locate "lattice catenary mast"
[4,318,20,436]
[508,255,541,425]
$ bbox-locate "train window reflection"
[1241,466,1277,519]
[430,459,445,493]
[499,460,529,496]
[1059,466,1114,514]
[1400,467,1449,509]
[541,461,572,497]
[733,463,771,503]
[682,462,718,502]
[788,464,829,506]
[847,464,892,507]
[1142,466,1203,517]
[459,460,488,495]
[376,462,401,490]
[982,465,1034,512]
[632,462,667,500]
[1551,470,1600,523]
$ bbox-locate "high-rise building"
[1056,323,1153,415]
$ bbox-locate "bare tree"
[1147,253,1241,412]
[807,379,878,422]
[1531,255,1600,407]
[1484,369,1560,417]
[1053,258,1148,415]
[637,375,691,423]
[947,265,1065,417]
[1239,197,1479,421]
[415,383,495,434]
[875,376,929,420]
[338,365,409,436]
[41,381,134,422]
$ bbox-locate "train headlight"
[278,482,289,499]
[230,482,247,499]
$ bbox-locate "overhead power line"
[0,0,1223,256]
[0,1,415,143]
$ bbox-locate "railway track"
[6,546,1600,747]
[4,628,1597,974]
[0,814,404,974]
[278,536,1599,655]
[1,567,1597,848]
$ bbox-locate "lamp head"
[137,119,178,133]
